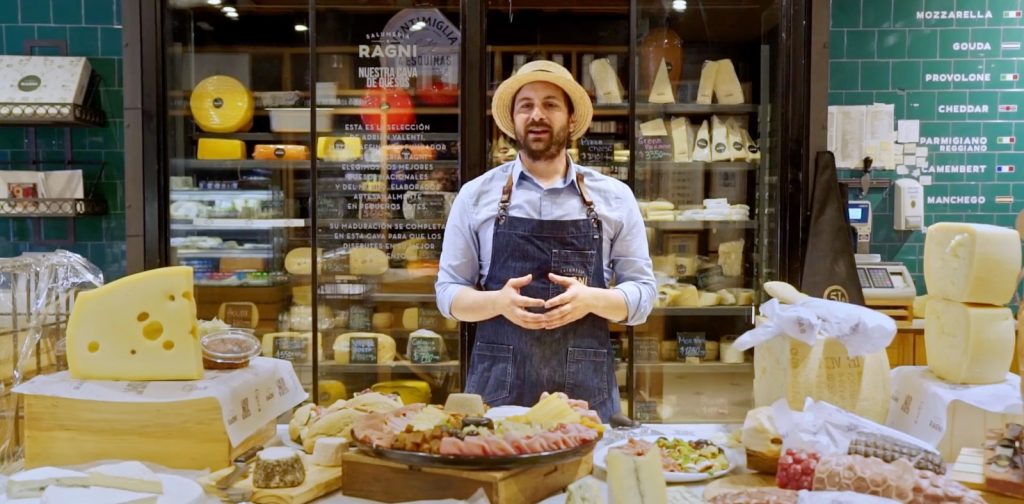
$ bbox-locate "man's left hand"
[542,273,594,329]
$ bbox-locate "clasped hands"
[495,273,593,330]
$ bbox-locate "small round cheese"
[252,447,305,489]
[444,393,485,416]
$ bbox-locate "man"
[435,60,655,421]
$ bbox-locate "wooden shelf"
[651,306,754,317]
[644,220,756,231]
[634,362,753,374]
[636,103,760,115]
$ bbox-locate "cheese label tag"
[272,335,308,363]
[349,337,379,364]
[677,331,707,360]
[635,400,660,422]
[349,305,373,331]
[418,307,443,329]
[634,337,661,363]
[221,302,256,329]
[637,135,673,161]
[409,336,442,364]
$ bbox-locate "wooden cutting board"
[200,453,342,504]
[702,474,776,500]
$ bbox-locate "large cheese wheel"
[925,298,1015,384]
[923,222,1021,305]
[190,75,254,133]
[332,332,396,364]
[753,330,891,424]
[285,248,323,276]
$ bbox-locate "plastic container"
[268,108,333,133]
[201,329,262,369]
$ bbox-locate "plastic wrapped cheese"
[670,116,692,162]
[925,298,1015,384]
[710,115,730,162]
[190,75,254,133]
[692,120,711,162]
[696,60,719,105]
[753,331,891,424]
[333,332,397,364]
[718,239,745,277]
[590,57,624,104]
[923,222,1021,305]
[712,59,744,105]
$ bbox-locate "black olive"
[462,417,494,429]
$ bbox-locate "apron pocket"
[564,347,610,405]
[550,249,596,299]
[465,342,514,404]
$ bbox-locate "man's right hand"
[494,274,547,329]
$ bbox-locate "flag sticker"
[996,196,1014,204]
[999,104,1018,112]
[1005,10,1023,18]
[997,165,1016,173]
[997,136,1017,144]
[1000,73,1020,81]
[1003,42,1022,50]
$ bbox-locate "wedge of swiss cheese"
[67,266,203,381]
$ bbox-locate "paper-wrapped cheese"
[647,57,675,104]
[670,116,692,162]
[696,60,719,105]
[590,58,624,104]
[740,129,761,162]
[727,125,748,161]
[718,239,745,277]
[925,298,1015,384]
[333,332,397,364]
[712,59,744,105]
[710,115,730,162]
[753,331,891,424]
[692,120,711,161]
[923,222,1021,305]
[912,295,929,318]
[190,75,254,133]
[639,118,668,137]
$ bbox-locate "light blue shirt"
[435,156,656,326]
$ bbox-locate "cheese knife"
[215,445,262,490]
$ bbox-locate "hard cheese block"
[925,298,1015,384]
[923,222,1021,306]
[66,266,203,381]
[606,447,667,504]
[196,139,246,160]
[753,332,891,424]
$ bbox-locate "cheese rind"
[7,467,89,498]
[86,461,163,494]
[923,222,1021,305]
[66,266,203,381]
[253,447,306,489]
[606,448,667,504]
[332,332,397,364]
[924,298,1015,384]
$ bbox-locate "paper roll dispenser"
[894,178,924,231]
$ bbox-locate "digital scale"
[855,254,917,303]
[848,200,871,254]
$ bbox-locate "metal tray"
[354,436,599,470]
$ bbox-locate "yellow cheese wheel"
[317,136,363,162]
[285,247,323,276]
[197,138,246,160]
[318,380,347,404]
[190,75,254,133]
[371,380,430,404]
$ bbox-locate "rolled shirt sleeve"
[607,194,656,326]
[435,190,479,320]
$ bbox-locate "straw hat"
[491,60,594,141]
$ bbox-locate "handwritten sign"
[220,302,257,329]
[417,307,442,329]
[348,305,373,331]
[349,337,379,364]
[578,135,616,164]
[677,332,707,361]
[635,400,660,422]
[272,334,308,363]
[409,336,442,364]
[637,136,673,161]
[634,338,661,363]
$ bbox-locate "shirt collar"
[511,153,579,190]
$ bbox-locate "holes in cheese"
[182,291,193,302]
[66,266,204,381]
[142,321,163,341]
[923,222,1022,305]
[924,298,1015,384]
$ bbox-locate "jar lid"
[201,328,261,364]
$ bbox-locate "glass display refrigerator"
[162,0,464,406]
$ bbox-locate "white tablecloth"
[305,423,744,504]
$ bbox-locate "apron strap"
[495,167,601,229]
[497,173,514,224]
[575,172,600,229]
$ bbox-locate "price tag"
[634,338,661,363]
[677,331,707,361]
[349,337,379,364]
[635,400,660,422]
[611,338,624,361]
[219,302,257,329]
[578,135,616,164]
[349,305,373,331]
[409,336,442,364]
[637,136,673,161]
[272,335,308,363]
[418,307,442,329]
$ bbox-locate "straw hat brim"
[491,72,594,141]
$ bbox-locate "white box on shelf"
[0,56,91,105]
[268,108,333,133]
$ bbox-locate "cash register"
[848,201,917,304]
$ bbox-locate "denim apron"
[464,171,620,421]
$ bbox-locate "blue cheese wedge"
[6,467,89,498]
[40,486,158,504]
[87,461,163,494]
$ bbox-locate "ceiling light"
[294,24,308,32]
[221,6,236,13]
[225,11,239,18]
[672,0,687,12]
[207,0,222,5]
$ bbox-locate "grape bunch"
[776,448,820,490]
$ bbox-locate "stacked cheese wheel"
[922,223,1021,384]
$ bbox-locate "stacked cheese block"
[640,115,759,164]
[922,223,1021,384]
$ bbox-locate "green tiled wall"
[0,0,125,281]
[830,0,1024,295]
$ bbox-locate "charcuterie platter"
[355,435,598,469]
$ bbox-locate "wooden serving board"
[200,453,342,504]
[946,448,1022,504]
[341,450,593,504]
[702,473,776,500]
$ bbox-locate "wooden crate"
[341,451,593,504]
[24,395,274,471]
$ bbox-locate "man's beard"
[516,122,569,162]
